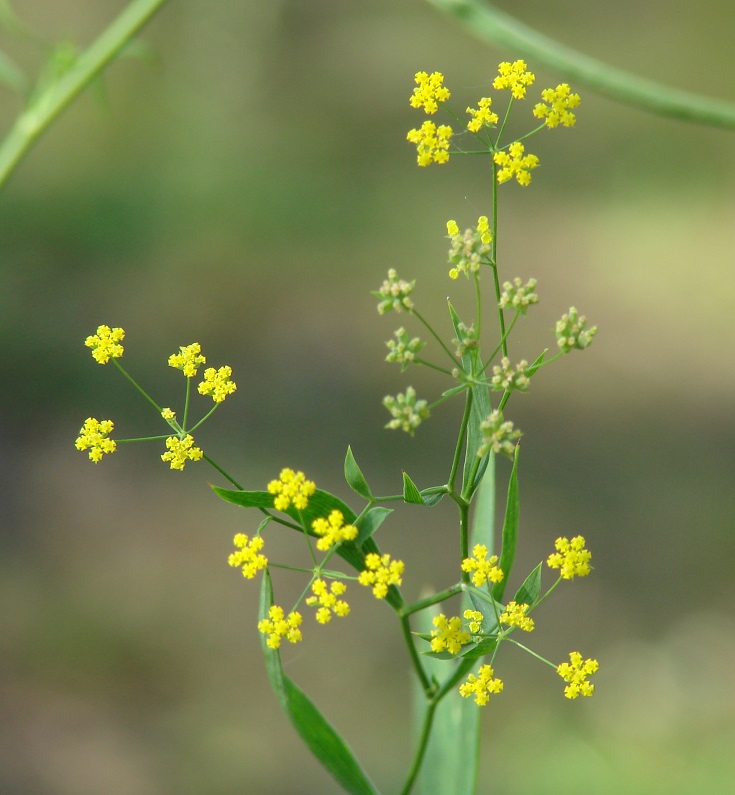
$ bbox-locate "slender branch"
[424,0,735,128]
[0,0,171,189]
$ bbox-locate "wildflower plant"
[76,60,599,794]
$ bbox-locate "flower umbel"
[161,434,204,470]
[477,410,521,459]
[386,327,425,371]
[461,544,503,588]
[500,601,535,632]
[466,97,499,133]
[75,417,116,462]
[358,553,404,599]
[557,651,599,699]
[407,120,453,167]
[494,141,539,186]
[409,70,450,114]
[312,510,358,551]
[556,307,598,353]
[492,59,535,99]
[499,277,539,314]
[305,579,350,624]
[258,605,303,649]
[228,533,268,579]
[374,269,416,315]
[430,614,471,654]
[533,83,581,128]
[491,357,530,393]
[168,342,206,377]
[198,365,237,403]
[459,664,504,706]
[547,535,592,579]
[383,387,430,435]
[447,217,492,279]
[267,468,316,512]
[85,325,124,364]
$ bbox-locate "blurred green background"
[2,1,735,793]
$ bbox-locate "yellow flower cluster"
[267,468,316,512]
[258,605,303,649]
[500,601,535,632]
[228,533,268,579]
[198,365,237,403]
[312,509,358,551]
[463,609,484,633]
[547,535,591,579]
[161,434,204,470]
[466,96,498,132]
[430,614,470,654]
[168,342,205,377]
[557,651,599,698]
[406,120,453,167]
[533,83,580,128]
[358,552,404,599]
[461,544,504,588]
[409,71,450,114]
[75,417,116,462]
[494,141,539,186]
[305,579,350,624]
[492,59,535,99]
[85,325,124,364]
[459,664,504,706]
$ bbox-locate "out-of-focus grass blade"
[258,571,380,795]
[492,444,520,602]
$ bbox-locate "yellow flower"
[312,510,358,551]
[466,97,499,132]
[461,544,504,588]
[494,141,539,186]
[267,468,316,512]
[547,535,591,579]
[305,579,350,624]
[409,71,450,114]
[228,533,268,579]
[358,552,404,599]
[407,120,453,167]
[459,664,504,706]
[557,651,599,698]
[533,83,580,128]
[430,614,470,654]
[500,601,535,632]
[168,342,205,378]
[198,365,237,403]
[85,325,124,364]
[161,434,204,470]
[258,605,303,649]
[463,609,484,634]
[492,60,535,99]
[75,417,116,462]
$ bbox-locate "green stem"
[448,390,473,491]
[0,0,171,189]
[489,159,507,358]
[112,360,163,413]
[400,613,433,695]
[400,699,438,795]
[202,453,243,490]
[424,0,735,128]
[412,308,461,367]
[400,583,464,617]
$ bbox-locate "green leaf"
[464,584,501,634]
[212,486,274,510]
[344,445,373,500]
[469,452,495,553]
[413,603,480,795]
[354,506,392,545]
[527,348,547,378]
[258,572,380,795]
[420,490,445,507]
[447,300,492,496]
[402,471,424,505]
[513,562,542,608]
[492,444,520,602]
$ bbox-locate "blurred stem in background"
[0,0,169,190]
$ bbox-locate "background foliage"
[2,1,735,792]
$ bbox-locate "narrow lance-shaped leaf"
[492,444,520,602]
[513,561,542,608]
[402,471,424,505]
[344,445,373,500]
[258,571,380,795]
